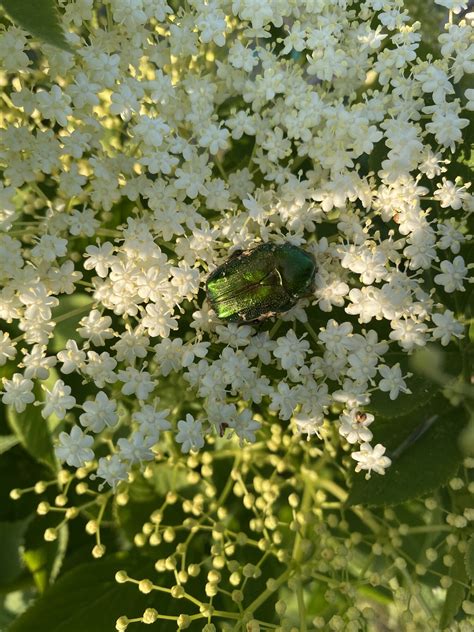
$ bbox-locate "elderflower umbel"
[0,0,470,487]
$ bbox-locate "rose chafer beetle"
[206,242,316,323]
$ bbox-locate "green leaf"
[0,435,20,455]
[8,553,172,632]
[465,535,474,583]
[440,547,468,629]
[347,397,466,507]
[23,524,69,593]
[7,400,58,472]
[0,0,73,53]
[0,517,32,586]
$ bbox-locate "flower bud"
[92,544,106,558]
[44,528,57,541]
[138,579,154,594]
[115,616,129,631]
[142,608,158,624]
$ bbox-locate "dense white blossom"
[0,0,470,487]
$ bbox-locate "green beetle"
[206,242,316,323]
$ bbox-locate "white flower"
[95,454,128,489]
[244,332,275,365]
[403,232,437,270]
[196,6,227,47]
[176,414,205,454]
[269,382,299,421]
[437,220,465,254]
[432,310,464,346]
[347,350,379,384]
[78,310,115,346]
[83,351,118,388]
[118,367,154,400]
[198,123,229,154]
[84,242,115,278]
[434,256,469,293]
[352,443,392,479]
[378,364,411,400]
[1,373,35,413]
[358,25,387,49]
[293,412,324,440]
[215,323,252,347]
[425,102,469,152]
[47,260,83,294]
[68,207,99,237]
[339,409,375,444]
[229,408,260,445]
[346,330,389,357]
[419,149,446,179]
[79,391,118,433]
[36,85,72,127]
[42,380,76,419]
[340,246,387,285]
[67,72,101,108]
[318,320,353,355]
[314,276,350,312]
[170,264,201,300]
[31,235,67,261]
[142,303,179,338]
[117,431,155,464]
[466,88,474,111]
[346,287,383,323]
[333,380,370,408]
[18,285,58,321]
[434,0,468,14]
[55,426,94,468]
[133,403,171,441]
[111,327,149,364]
[389,319,428,351]
[57,340,86,374]
[0,332,16,365]
[132,115,170,148]
[434,179,470,210]
[416,64,454,104]
[273,330,310,370]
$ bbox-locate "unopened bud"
[92,544,106,558]
[142,608,158,624]
[115,616,129,631]
[44,528,57,542]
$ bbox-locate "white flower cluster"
[0,0,472,487]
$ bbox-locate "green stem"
[291,466,313,630]
[304,321,320,345]
[213,155,228,181]
[405,525,452,534]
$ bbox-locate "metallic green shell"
[206,242,316,323]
